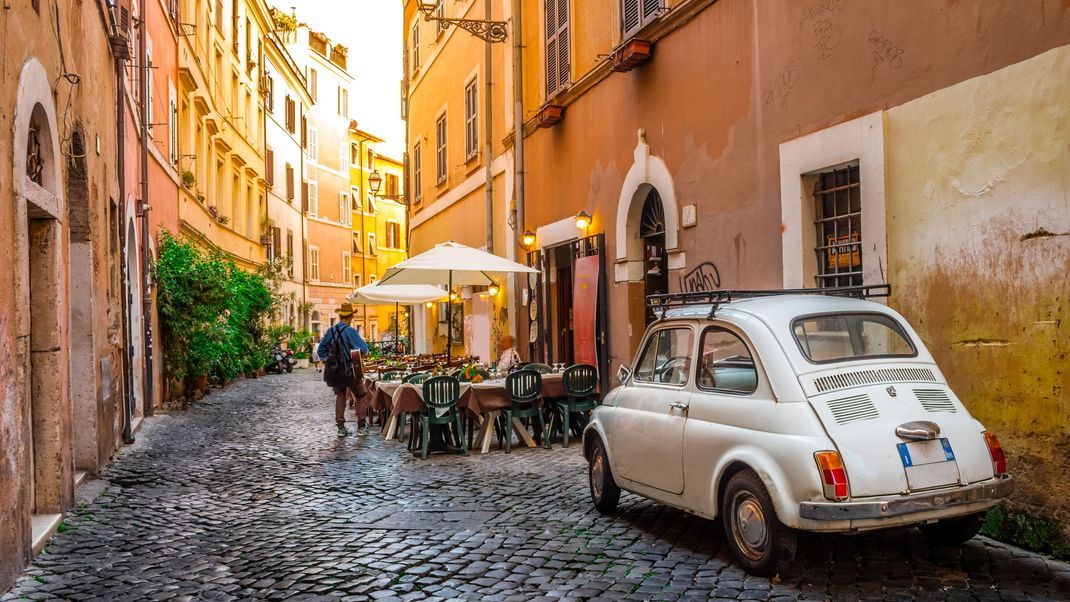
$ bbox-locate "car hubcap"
[590,450,605,500]
[731,491,768,561]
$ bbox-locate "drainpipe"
[511,0,525,255]
[138,9,154,417]
[116,48,135,445]
[358,135,368,334]
[484,2,493,254]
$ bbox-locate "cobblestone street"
[4,370,1068,602]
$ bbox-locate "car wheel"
[920,512,984,546]
[588,437,621,514]
[722,470,797,577]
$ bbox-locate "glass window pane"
[698,329,757,393]
[793,313,916,363]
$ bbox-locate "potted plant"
[217,215,230,225]
[181,170,196,189]
[208,205,218,217]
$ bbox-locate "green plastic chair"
[381,370,405,382]
[525,363,553,374]
[503,369,546,453]
[404,372,430,384]
[553,364,599,448]
[418,376,467,459]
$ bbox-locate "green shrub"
[154,232,275,384]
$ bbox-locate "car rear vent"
[826,394,879,425]
[813,368,936,393]
[915,389,956,413]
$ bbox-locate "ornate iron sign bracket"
[418,2,508,44]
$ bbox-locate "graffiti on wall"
[679,262,721,293]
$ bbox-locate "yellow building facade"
[349,126,409,343]
[402,0,514,361]
[177,0,272,268]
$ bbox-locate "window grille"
[813,163,862,288]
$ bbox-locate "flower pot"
[296,358,309,369]
[187,374,208,395]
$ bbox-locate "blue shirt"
[316,321,369,368]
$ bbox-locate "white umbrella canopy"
[379,241,537,286]
[347,283,447,305]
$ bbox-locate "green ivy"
[982,506,1070,561]
[153,232,274,384]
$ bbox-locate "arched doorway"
[125,215,144,421]
[640,188,668,324]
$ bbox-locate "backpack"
[322,324,352,388]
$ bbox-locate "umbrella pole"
[446,271,453,363]
[395,301,400,355]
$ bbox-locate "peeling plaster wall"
[886,46,1070,523]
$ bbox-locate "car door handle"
[669,401,688,411]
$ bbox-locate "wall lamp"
[520,230,536,249]
[575,210,592,231]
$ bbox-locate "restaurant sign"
[572,255,600,367]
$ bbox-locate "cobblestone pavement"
[5,371,1069,602]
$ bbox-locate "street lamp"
[488,283,500,296]
[368,170,382,195]
[521,230,536,249]
[575,210,592,232]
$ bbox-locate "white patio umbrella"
[346,283,448,351]
[378,242,537,357]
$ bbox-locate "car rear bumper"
[799,475,1013,521]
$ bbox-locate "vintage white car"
[582,287,1013,576]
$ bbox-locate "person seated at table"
[496,335,522,374]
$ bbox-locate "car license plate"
[898,438,960,491]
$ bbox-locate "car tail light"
[983,431,1007,477]
[814,451,849,501]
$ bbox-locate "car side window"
[634,328,693,385]
[697,328,757,394]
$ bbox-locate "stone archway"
[613,129,684,284]
[613,130,685,348]
[12,58,72,516]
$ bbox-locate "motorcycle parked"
[267,343,295,374]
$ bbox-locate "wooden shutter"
[300,115,307,148]
[545,0,569,98]
[622,0,640,37]
[273,227,282,256]
[301,180,309,211]
[285,164,295,200]
[265,148,274,187]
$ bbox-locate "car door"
[610,326,693,494]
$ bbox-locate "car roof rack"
[646,284,891,320]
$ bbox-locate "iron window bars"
[813,164,862,288]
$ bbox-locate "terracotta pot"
[191,374,208,394]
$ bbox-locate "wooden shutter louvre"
[265,148,274,187]
[556,0,569,93]
[544,0,557,98]
[301,180,309,212]
[622,0,640,38]
[642,0,661,23]
[286,164,295,201]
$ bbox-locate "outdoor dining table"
[372,373,566,454]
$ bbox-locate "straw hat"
[337,303,355,319]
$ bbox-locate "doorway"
[640,188,668,324]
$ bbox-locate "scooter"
[267,343,295,374]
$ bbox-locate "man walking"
[317,303,370,437]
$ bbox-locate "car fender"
[708,446,813,527]
[582,413,615,469]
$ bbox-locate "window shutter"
[273,226,281,255]
[556,0,569,92]
[642,0,661,22]
[622,0,640,37]
[301,180,309,211]
[544,0,557,98]
[265,148,274,187]
[286,164,295,200]
[300,115,307,148]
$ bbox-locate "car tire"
[919,512,985,546]
[588,437,621,514]
[722,470,797,577]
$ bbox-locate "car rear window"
[792,313,916,363]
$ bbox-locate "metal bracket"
[418,2,508,44]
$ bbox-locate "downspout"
[115,43,135,445]
[484,2,493,254]
[358,135,368,334]
[138,7,154,417]
[512,0,525,256]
